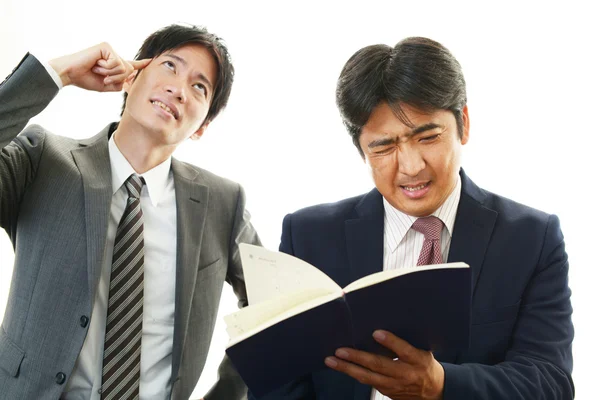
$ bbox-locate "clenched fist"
[49,42,151,92]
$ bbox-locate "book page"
[225,290,342,347]
[240,243,341,305]
[343,262,469,293]
[224,288,336,340]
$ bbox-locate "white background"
[0,1,597,398]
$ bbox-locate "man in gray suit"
[0,24,260,399]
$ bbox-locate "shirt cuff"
[31,53,63,90]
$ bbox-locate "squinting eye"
[163,61,175,70]
[374,147,395,155]
[419,134,440,143]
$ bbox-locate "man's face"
[359,102,469,217]
[123,44,217,147]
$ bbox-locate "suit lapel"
[170,159,209,381]
[435,170,497,364]
[345,189,385,284]
[71,126,113,306]
[448,171,498,298]
[344,189,385,399]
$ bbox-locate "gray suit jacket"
[0,54,260,399]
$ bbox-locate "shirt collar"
[383,176,462,254]
[108,135,172,207]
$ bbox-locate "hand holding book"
[225,244,470,397]
[325,329,445,399]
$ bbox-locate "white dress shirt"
[371,178,462,400]
[62,135,178,400]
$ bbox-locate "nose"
[164,82,186,103]
[397,146,425,177]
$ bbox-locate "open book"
[225,244,471,397]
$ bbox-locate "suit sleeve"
[247,213,317,400]
[204,184,262,400]
[0,54,59,236]
[442,214,574,399]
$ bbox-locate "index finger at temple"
[130,58,152,70]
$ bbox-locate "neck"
[112,118,175,174]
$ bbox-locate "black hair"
[122,24,234,126]
[336,37,467,157]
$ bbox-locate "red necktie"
[412,216,444,266]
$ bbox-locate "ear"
[460,105,470,145]
[123,70,139,94]
[190,122,210,141]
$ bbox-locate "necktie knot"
[412,216,443,241]
[125,174,144,199]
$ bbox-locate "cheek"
[188,103,210,124]
[425,145,459,172]
[368,155,397,185]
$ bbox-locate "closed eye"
[374,147,395,155]
[419,134,440,143]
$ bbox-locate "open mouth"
[151,100,178,119]
[401,182,428,192]
[400,181,431,198]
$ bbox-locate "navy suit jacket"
[252,170,574,399]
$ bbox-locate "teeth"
[403,183,427,192]
[152,101,175,117]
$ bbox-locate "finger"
[92,65,124,76]
[373,330,423,364]
[125,71,137,82]
[95,63,128,76]
[324,356,396,388]
[333,347,402,377]
[102,81,125,92]
[96,55,121,70]
[130,58,152,70]
[103,72,131,86]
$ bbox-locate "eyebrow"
[412,122,442,135]
[163,54,214,91]
[367,122,443,148]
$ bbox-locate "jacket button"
[80,315,89,328]
[56,372,66,384]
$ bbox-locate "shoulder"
[475,186,553,228]
[172,159,243,203]
[283,192,375,235]
[462,171,554,229]
[463,175,562,248]
[14,124,83,155]
[290,193,367,220]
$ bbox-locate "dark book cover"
[226,297,352,398]
[227,266,471,397]
[346,267,471,357]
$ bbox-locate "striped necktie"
[101,174,145,400]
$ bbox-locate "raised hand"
[325,330,445,400]
[48,42,151,92]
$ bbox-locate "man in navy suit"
[253,37,574,399]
